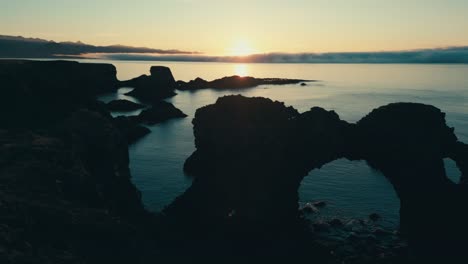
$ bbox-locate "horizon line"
[75,46,468,64]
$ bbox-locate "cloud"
[92,47,468,64]
[0,35,200,58]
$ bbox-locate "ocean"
[95,60,468,228]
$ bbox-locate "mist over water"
[97,60,468,228]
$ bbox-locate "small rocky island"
[1,60,468,263]
[120,66,178,102]
[176,75,312,90]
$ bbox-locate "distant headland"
[0,35,199,59]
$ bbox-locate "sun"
[229,40,256,57]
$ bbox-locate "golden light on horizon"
[234,64,249,77]
[228,40,256,57]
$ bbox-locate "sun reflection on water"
[234,64,249,77]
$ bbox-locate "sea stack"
[122,66,178,102]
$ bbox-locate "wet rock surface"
[312,218,409,264]
[176,75,311,90]
[301,202,408,263]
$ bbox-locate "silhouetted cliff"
[0,61,183,263]
[0,106,159,263]
[168,95,468,262]
[121,66,177,102]
[0,60,118,128]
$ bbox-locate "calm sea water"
[94,60,468,228]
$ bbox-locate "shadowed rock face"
[122,66,177,102]
[168,95,468,259]
[0,61,190,263]
[0,107,156,263]
[176,75,311,90]
[0,60,186,142]
[0,60,118,128]
[109,101,187,142]
[134,101,187,125]
[106,99,145,112]
[113,115,151,143]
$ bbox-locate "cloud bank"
[94,47,468,64]
[0,35,199,58]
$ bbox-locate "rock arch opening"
[299,158,400,228]
[444,158,462,184]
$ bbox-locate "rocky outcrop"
[0,61,191,263]
[168,95,468,260]
[0,60,118,95]
[106,99,145,112]
[109,101,186,141]
[176,75,311,90]
[121,66,177,102]
[134,101,187,125]
[0,106,158,263]
[0,60,118,128]
[112,115,151,143]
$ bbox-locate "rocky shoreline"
[1,60,468,263]
[300,201,409,263]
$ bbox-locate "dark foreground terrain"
[1,60,467,263]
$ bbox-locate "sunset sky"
[1,0,468,56]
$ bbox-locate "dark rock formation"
[0,60,118,128]
[121,66,177,102]
[168,95,468,261]
[0,61,179,262]
[56,109,145,214]
[313,201,327,207]
[113,116,151,143]
[176,75,311,90]
[369,213,381,222]
[135,101,187,125]
[0,106,161,263]
[3,59,467,262]
[106,99,145,112]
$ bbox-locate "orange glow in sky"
[2,1,468,55]
[228,40,257,57]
